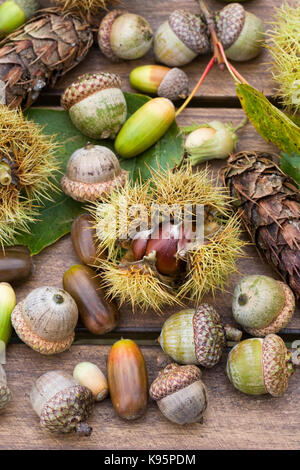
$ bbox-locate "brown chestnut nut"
[63,264,119,335]
[71,214,101,266]
[0,246,33,284]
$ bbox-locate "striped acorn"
[30,370,94,435]
[98,10,153,61]
[154,9,210,66]
[129,65,189,101]
[11,286,78,355]
[150,363,207,425]
[61,73,127,140]
[0,364,11,413]
[232,275,295,337]
[61,144,128,202]
[158,305,241,367]
[216,3,264,62]
[226,334,294,396]
[0,282,16,346]
[0,0,39,38]
[115,97,175,159]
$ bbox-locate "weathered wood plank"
[0,344,299,450]
[37,0,284,102]
[14,107,300,334]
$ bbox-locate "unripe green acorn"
[61,73,127,140]
[129,65,189,102]
[184,120,238,165]
[115,97,175,159]
[0,282,16,345]
[0,0,39,38]
[98,10,153,62]
[154,10,210,67]
[226,334,293,396]
[232,275,295,337]
[216,3,264,62]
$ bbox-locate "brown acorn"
[0,246,33,284]
[0,364,11,413]
[71,214,100,266]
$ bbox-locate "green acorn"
[0,282,16,345]
[0,0,39,38]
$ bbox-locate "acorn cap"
[61,73,122,110]
[40,385,94,434]
[193,304,226,368]
[262,334,293,397]
[216,3,246,49]
[98,10,125,62]
[150,363,202,400]
[157,68,189,101]
[168,10,210,54]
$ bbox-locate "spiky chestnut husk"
[0,364,11,413]
[158,305,227,367]
[61,73,127,140]
[154,9,210,67]
[61,144,128,202]
[98,10,153,62]
[0,9,93,109]
[11,286,78,355]
[150,363,207,425]
[265,3,300,112]
[129,65,189,101]
[30,370,94,435]
[0,0,39,38]
[216,3,264,62]
[226,334,294,396]
[0,105,59,245]
[91,165,245,311]
[53,0,109,16]
[232,275,295,337]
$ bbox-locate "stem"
[198,0,224,67]
[224,325,242,343]
[217,42,249,85]
[232,116,248,133]
[0,163,11,186]
[175,56,215,117]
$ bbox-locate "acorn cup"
[0,364,11,413]
[150,363,208,425]
[0,0,39,38]
[154,9,210,66]
[30,371,94,435]
[129,65,189,101]
[232,275,295,337]
[61,144,128,202]
[215,3,264,62]
[98,10,153,62]
[226,334,294,396]
[61,73,127,140]
[11,286,78,355]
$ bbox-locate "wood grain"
[36,0,287,103]
[1,344,299,450]
[14,107,300,334]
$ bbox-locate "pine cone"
[0,8,93,108]
[224,151,300,299]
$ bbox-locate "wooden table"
[1,0,299,450]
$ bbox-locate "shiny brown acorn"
[71,213,103,266]
[107,339,148,420]
[63,264,119,335]
[0,246,33,284]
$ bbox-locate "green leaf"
[236,83,300,154]
[280,152,300,187]
[12,93,184,255]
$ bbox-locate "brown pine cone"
[0,8,93,109]
[224,151,300,299]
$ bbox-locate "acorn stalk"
[0,283,16,345]
[0,0,39,38]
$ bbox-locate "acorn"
[30,370,94,435]
[150,363,207,425]
[71,213,102,266]
[73,362,108,402]
[0,282,16,345]
[0,246,33,285]
[216,3,264,62]
[184,120,238,165]
[0,0,39,38]
[98,10,153,62]
[154,9,210,67]
[61,144,128,202]
[158,305,241,367]
[0,364,11,413]
[63,264,119,335]
[129,65,189,101]
[11,286,78,355]
[226,334,294,396]
[61,73,127,140]
[115,97,175,159]
[232,275,295,337]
